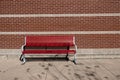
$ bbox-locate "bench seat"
[22,50,76,54]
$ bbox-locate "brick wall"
[0,0,119,14]
[0,17,120,31]
[0,0,120,49]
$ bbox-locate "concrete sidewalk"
[0,56,120,80]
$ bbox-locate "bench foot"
[19,54,23,61]
[73,53,77,64]
[73,60,76,64]
[65,57,69,61]
[65,54,69,61]
[20,54,26,64]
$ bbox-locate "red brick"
[0,17,119,31]
[0,0,119,14]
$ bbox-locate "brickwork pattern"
[0,0,119,14]
[0,17,120,31]
[0,0,119,49]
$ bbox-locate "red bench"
[20,36,77,64]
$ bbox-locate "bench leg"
[20,54,26,64]
[65,54,69,61]
[66,46,70,61]
[73,53,77,64]
[19,54,23,61]
[22,54,26,64]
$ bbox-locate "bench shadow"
[25,57,69,62]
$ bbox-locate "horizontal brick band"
[0,17,119,31]
[0,0,119,14]
[0,34,119,49]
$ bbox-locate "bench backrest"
[25,36,75,47]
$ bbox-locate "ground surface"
[0,56,120,80]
